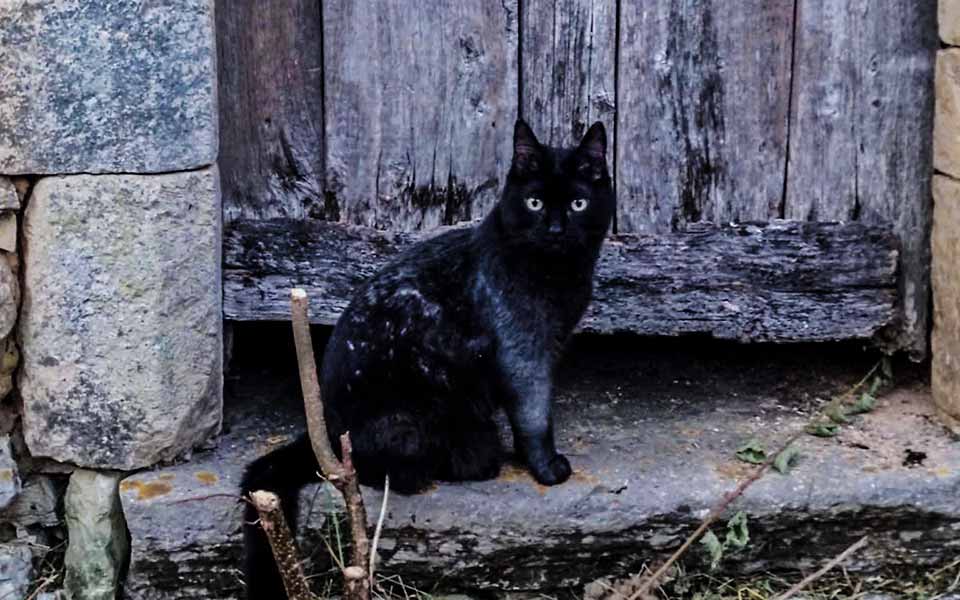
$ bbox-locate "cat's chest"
[478,274,589,353]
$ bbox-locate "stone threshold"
[119,330,960,599]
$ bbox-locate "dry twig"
[626,431,803,600]
[770,536,869,600]
[250,490,314,600]
[627,362,884,599]
[370,475,390,588]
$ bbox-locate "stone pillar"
[1,0,222,464]
[934,2,960,435]
[0,0,221,597]
[64,471,130,600]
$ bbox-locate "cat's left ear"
[512,118,544,176]
[576,121,608,181]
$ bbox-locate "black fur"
[241,119,615,599]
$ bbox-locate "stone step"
[119,333,960,599]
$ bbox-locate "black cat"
[241,119,615,598]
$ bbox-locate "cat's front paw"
[530,453,572,486]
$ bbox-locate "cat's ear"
[512,118,543,175]
[576,122,608,181]
[577,121,607,159]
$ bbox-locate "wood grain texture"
[615,1,794,234]
[216,0,330,222]
[520,0,616,147]
[322,0,519,232]
[224,219,898,342]
[786,0,937,357]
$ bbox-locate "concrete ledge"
[120,337,960,598]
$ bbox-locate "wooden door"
[219,0,936,357]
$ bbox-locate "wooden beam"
[223,219,898,342]
[785,0,937,358]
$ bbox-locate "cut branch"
[290,288,372,600]
[250,490,314,600]
[290,288,344,481]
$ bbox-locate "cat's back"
[328,226,482,352]
[321,226,488,410]
[368,226,477,304]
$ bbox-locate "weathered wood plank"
[615,1,794,234]
[215,0,330,222]
[520,0,616,147]
[786,0,937,357]
[223,219,898,343]
[322,0,519,232]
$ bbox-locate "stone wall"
[0,0,952,597]
[0,1,222,598]
[934,1,960,436]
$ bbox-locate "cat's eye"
[525,197,544,212]
[570,198,589,212]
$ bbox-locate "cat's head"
[497,119,615,255]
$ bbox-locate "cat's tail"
[240,433,319,600]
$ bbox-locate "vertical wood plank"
[784,0,857,222]
[520,0,616,148]
[323,0,519,232]
[616,1,794,233]
[786,0,937,357]
[216,0,329,222]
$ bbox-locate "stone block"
[0,178,17,210]
[933,175,960,435]
[0,436,19,511]
[0,339,18,404]
[0,212,17,253]
[936,50,960,179]
[942,0,960,45]
[0,257,17,343]
[0,0,217,174]
[64,470,129,600]
[20,169,222,470]
[0,543,32,599]
[0,475,61,528]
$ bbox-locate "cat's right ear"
[512,118,543,175]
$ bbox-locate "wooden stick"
[770,536,869,600]
[338,432,372,600]
[290,288,371,600]
[250,491,314,600]
[290,288,344,481]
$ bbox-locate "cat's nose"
[548,219,564,235]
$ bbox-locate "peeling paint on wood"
[615,1,794,233]
[322,0,519,231]
[521,0,616,148]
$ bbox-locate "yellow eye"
[571,198,589,212]
[525,197,544,211]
